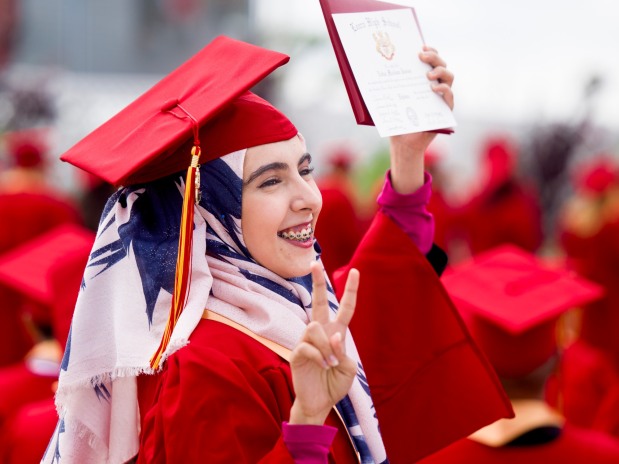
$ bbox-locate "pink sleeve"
[282,422,337,463]
[377,170,435,254]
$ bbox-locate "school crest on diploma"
[373,31,395,60]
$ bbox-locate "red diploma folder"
[319,0,453,134]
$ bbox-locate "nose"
[290,177,322,213]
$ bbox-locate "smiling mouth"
[277,223,314,242]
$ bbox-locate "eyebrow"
[298,152,312,166]
[244,152,312,186]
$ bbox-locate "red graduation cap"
[572,156,618,195]
[58,36,297,369]
[442,244,604,378]
[48,238,93,348]
[4,128,49,168]
[0,224,94,307]
[480,136,517,193]
[61,35,296,186]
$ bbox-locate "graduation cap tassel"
[150,109,202,370]
[150,146,199,370]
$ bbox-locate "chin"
[277,263,312,279]
[253,243,317,279]
[273,253,315,279]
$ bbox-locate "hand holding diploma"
[390,45,454,194]
[331,8,457,137]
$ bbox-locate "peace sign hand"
[289,262,360,425]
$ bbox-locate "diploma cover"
[319,0,453,134]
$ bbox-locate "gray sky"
[256,0,619,128]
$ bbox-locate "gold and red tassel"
[150,145,201,370]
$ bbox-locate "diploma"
[331,8,457,137]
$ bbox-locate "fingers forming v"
[335,268,359,328]
[303,321,339,368]
[295,341,331,370]
[310,261,330,325]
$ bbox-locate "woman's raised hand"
[389,45,455,194]
[421,45,454,110]
[289,262,359,425]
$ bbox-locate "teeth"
[280,225,313,241]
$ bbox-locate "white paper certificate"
[332,9,457,137]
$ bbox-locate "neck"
[468,399,564,447]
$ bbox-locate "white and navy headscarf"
[43,143,388,464]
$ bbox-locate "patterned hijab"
[43,142,387,464]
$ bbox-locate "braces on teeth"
[280,226,313,241]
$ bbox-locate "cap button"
[161,98,180,112]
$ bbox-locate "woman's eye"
[258,178,281,188]
[300,166,315,177]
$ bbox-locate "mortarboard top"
[49,239,93,348]
[573,156,618,195]
[325,145,355,171]
[61,35,296,186]
[480,136,517,192]
[4,128,48,168]
[0,224,95,306]
[442,245,604,378]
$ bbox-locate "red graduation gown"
[426,189,454,253]
[0,398,58,464]
[137,320,359,463]
[555,219,619,438]
[0,363,56,430]
[0,242,90,463]
[560,220,619,369]
[416,424,619,463]
[0,192,82,366]
[0,192,82,255]
[315,179,363,282]
[334,212,512,462]
[546,341,619,438]
[454,180,543,256]
[137,212,512,463]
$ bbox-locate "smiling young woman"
[41,37,513,464]
[242,135,322,279]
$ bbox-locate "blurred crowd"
[0,23,116,455]
[0,110,113,462]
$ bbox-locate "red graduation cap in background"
[0,224,94,307]
[480,136,518,193]
[572,156,618,195]
[0,224,94,347]
[59,36,297,369]
[4,128,49,168]
[442,244,604,378]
